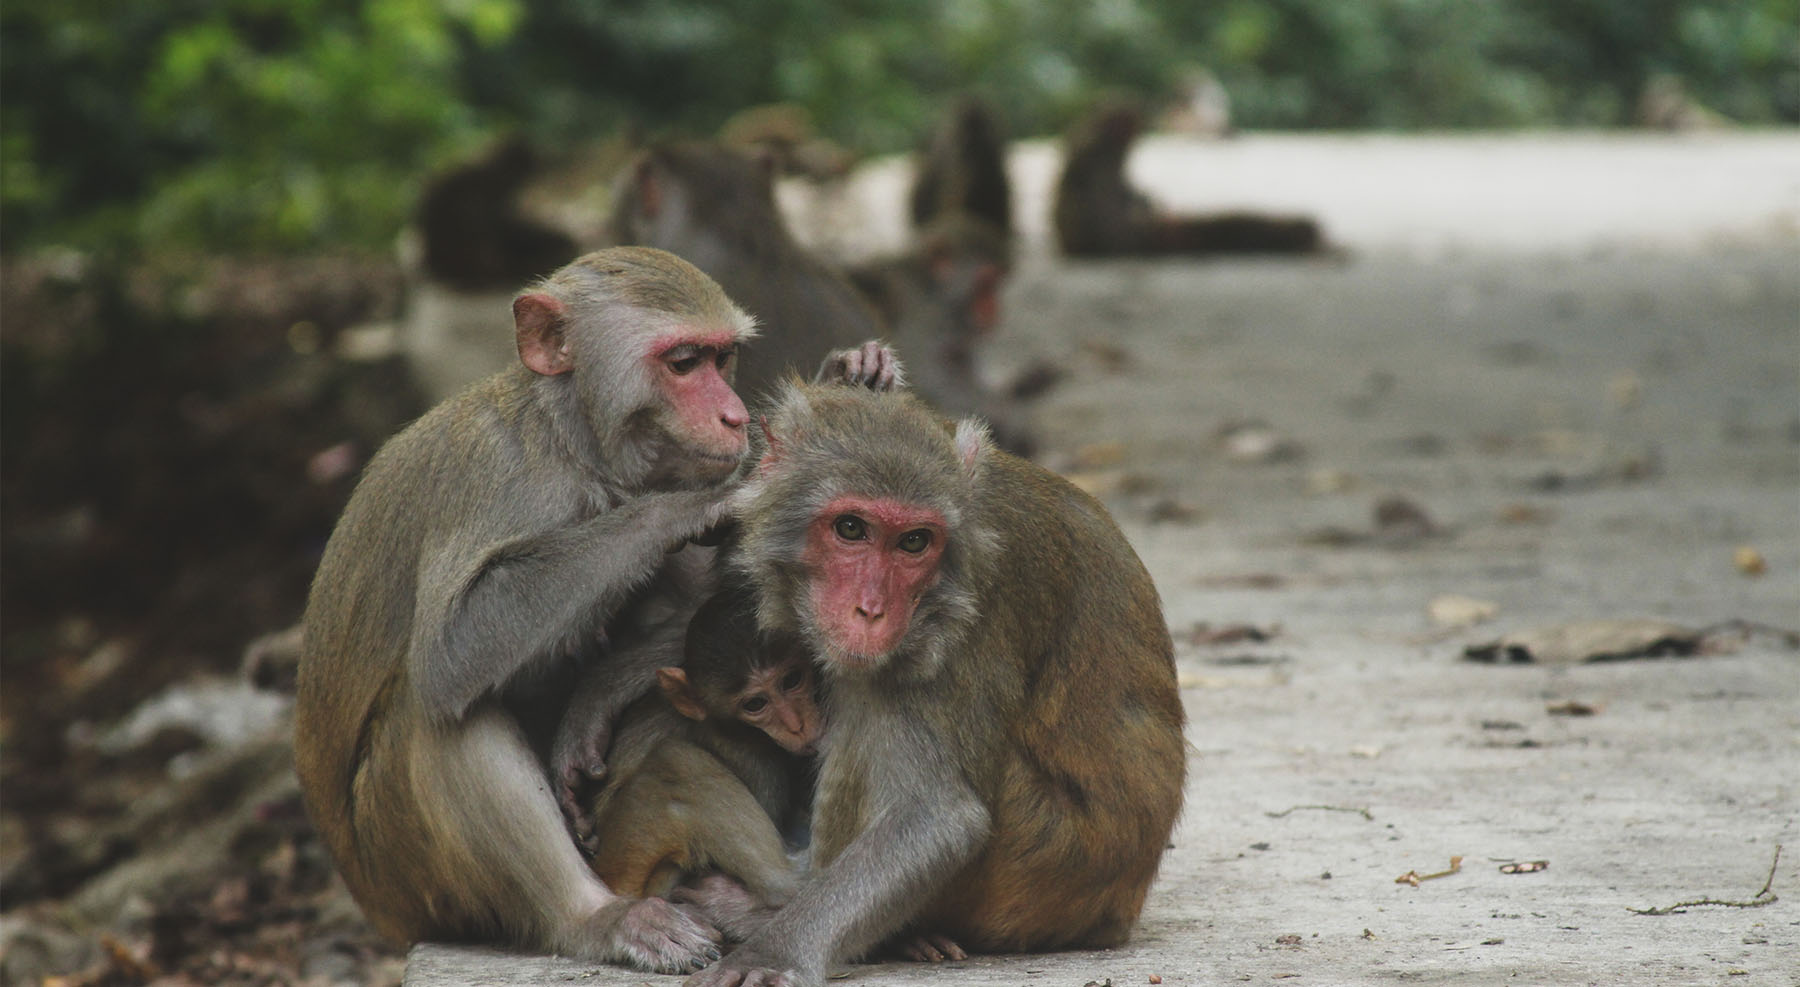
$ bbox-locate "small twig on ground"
[1627,844,1782,915]
[1266,804,1374,821]
[1396,855,1464,887]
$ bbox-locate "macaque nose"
[854,604,884,623]
[721,399,749,430]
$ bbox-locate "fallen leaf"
[1374,495,1438,539]
[1429,594,1499,628]
[1307,469,1356,495]
[1463,619,1699,664]
[1497,502,1554,524]
[1735,546,1766,576]
[1500,860,1549,874]
[1217,420,1304,464]
[1546,700,1600,716]
[1146,498,1202,524]
[1070,442,1126,470]
[1185,622,1277,646]
[1608,371,1642,410]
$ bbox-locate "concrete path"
[406,132,1800,987]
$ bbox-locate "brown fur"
[581,586,813,909]
[586,701,800,906]
[692,384,1185,987]
[295,247,755,971]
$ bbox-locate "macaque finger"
[689,517,738,547]
[610,897,722,974]
[923,933,967,961]
[813,340,904,392]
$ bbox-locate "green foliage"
[3,0,1795,255]
[1,0,519,252]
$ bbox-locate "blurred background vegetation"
[3,0,1797,256]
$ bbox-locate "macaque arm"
[410,486,729,722]
[684,734,988,987]
[814,340,905,392]
[551,630,688,852]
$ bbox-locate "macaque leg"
[612,754,800,942]
[683,778,800,910]
[414,707,721,971]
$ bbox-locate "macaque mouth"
[824,644,888,672]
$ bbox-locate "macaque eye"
[897,529,933,554]
[715,347,735,371]
[665,345,703,376]
[779,667,805,691]
[741,696,769,715]
[833,515,867,541]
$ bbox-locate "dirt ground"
[411,133,1800,986]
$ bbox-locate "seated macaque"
[578,584,822,916]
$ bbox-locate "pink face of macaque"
[735,658,822,755]
[647,329,750,473]
[803,495,948,665]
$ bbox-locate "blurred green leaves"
[3,0,1794,255]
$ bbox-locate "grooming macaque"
[687,381,1187,987]
[1054,100,1323,257]
[579,584,820,916]
[294,247,761,972]
[844,218,1038,457]
[908,96,1013,237]
[606,142,884,405]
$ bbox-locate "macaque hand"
[551,715,610,854]
[814,340,905,392]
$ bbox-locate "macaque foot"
[682,949,811,987]
[891,931,968,963]
[597,896,722,974]
[815,340,904,392]
[670,873,773,941]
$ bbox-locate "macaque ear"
[953,418,992,479]
[923,235,956,284]
[513,293,572,376]
[747,146,780,192]
[756,416,783,474]
[634,158,663,219]
[968,263,1002,332]
[656,667,708,721]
